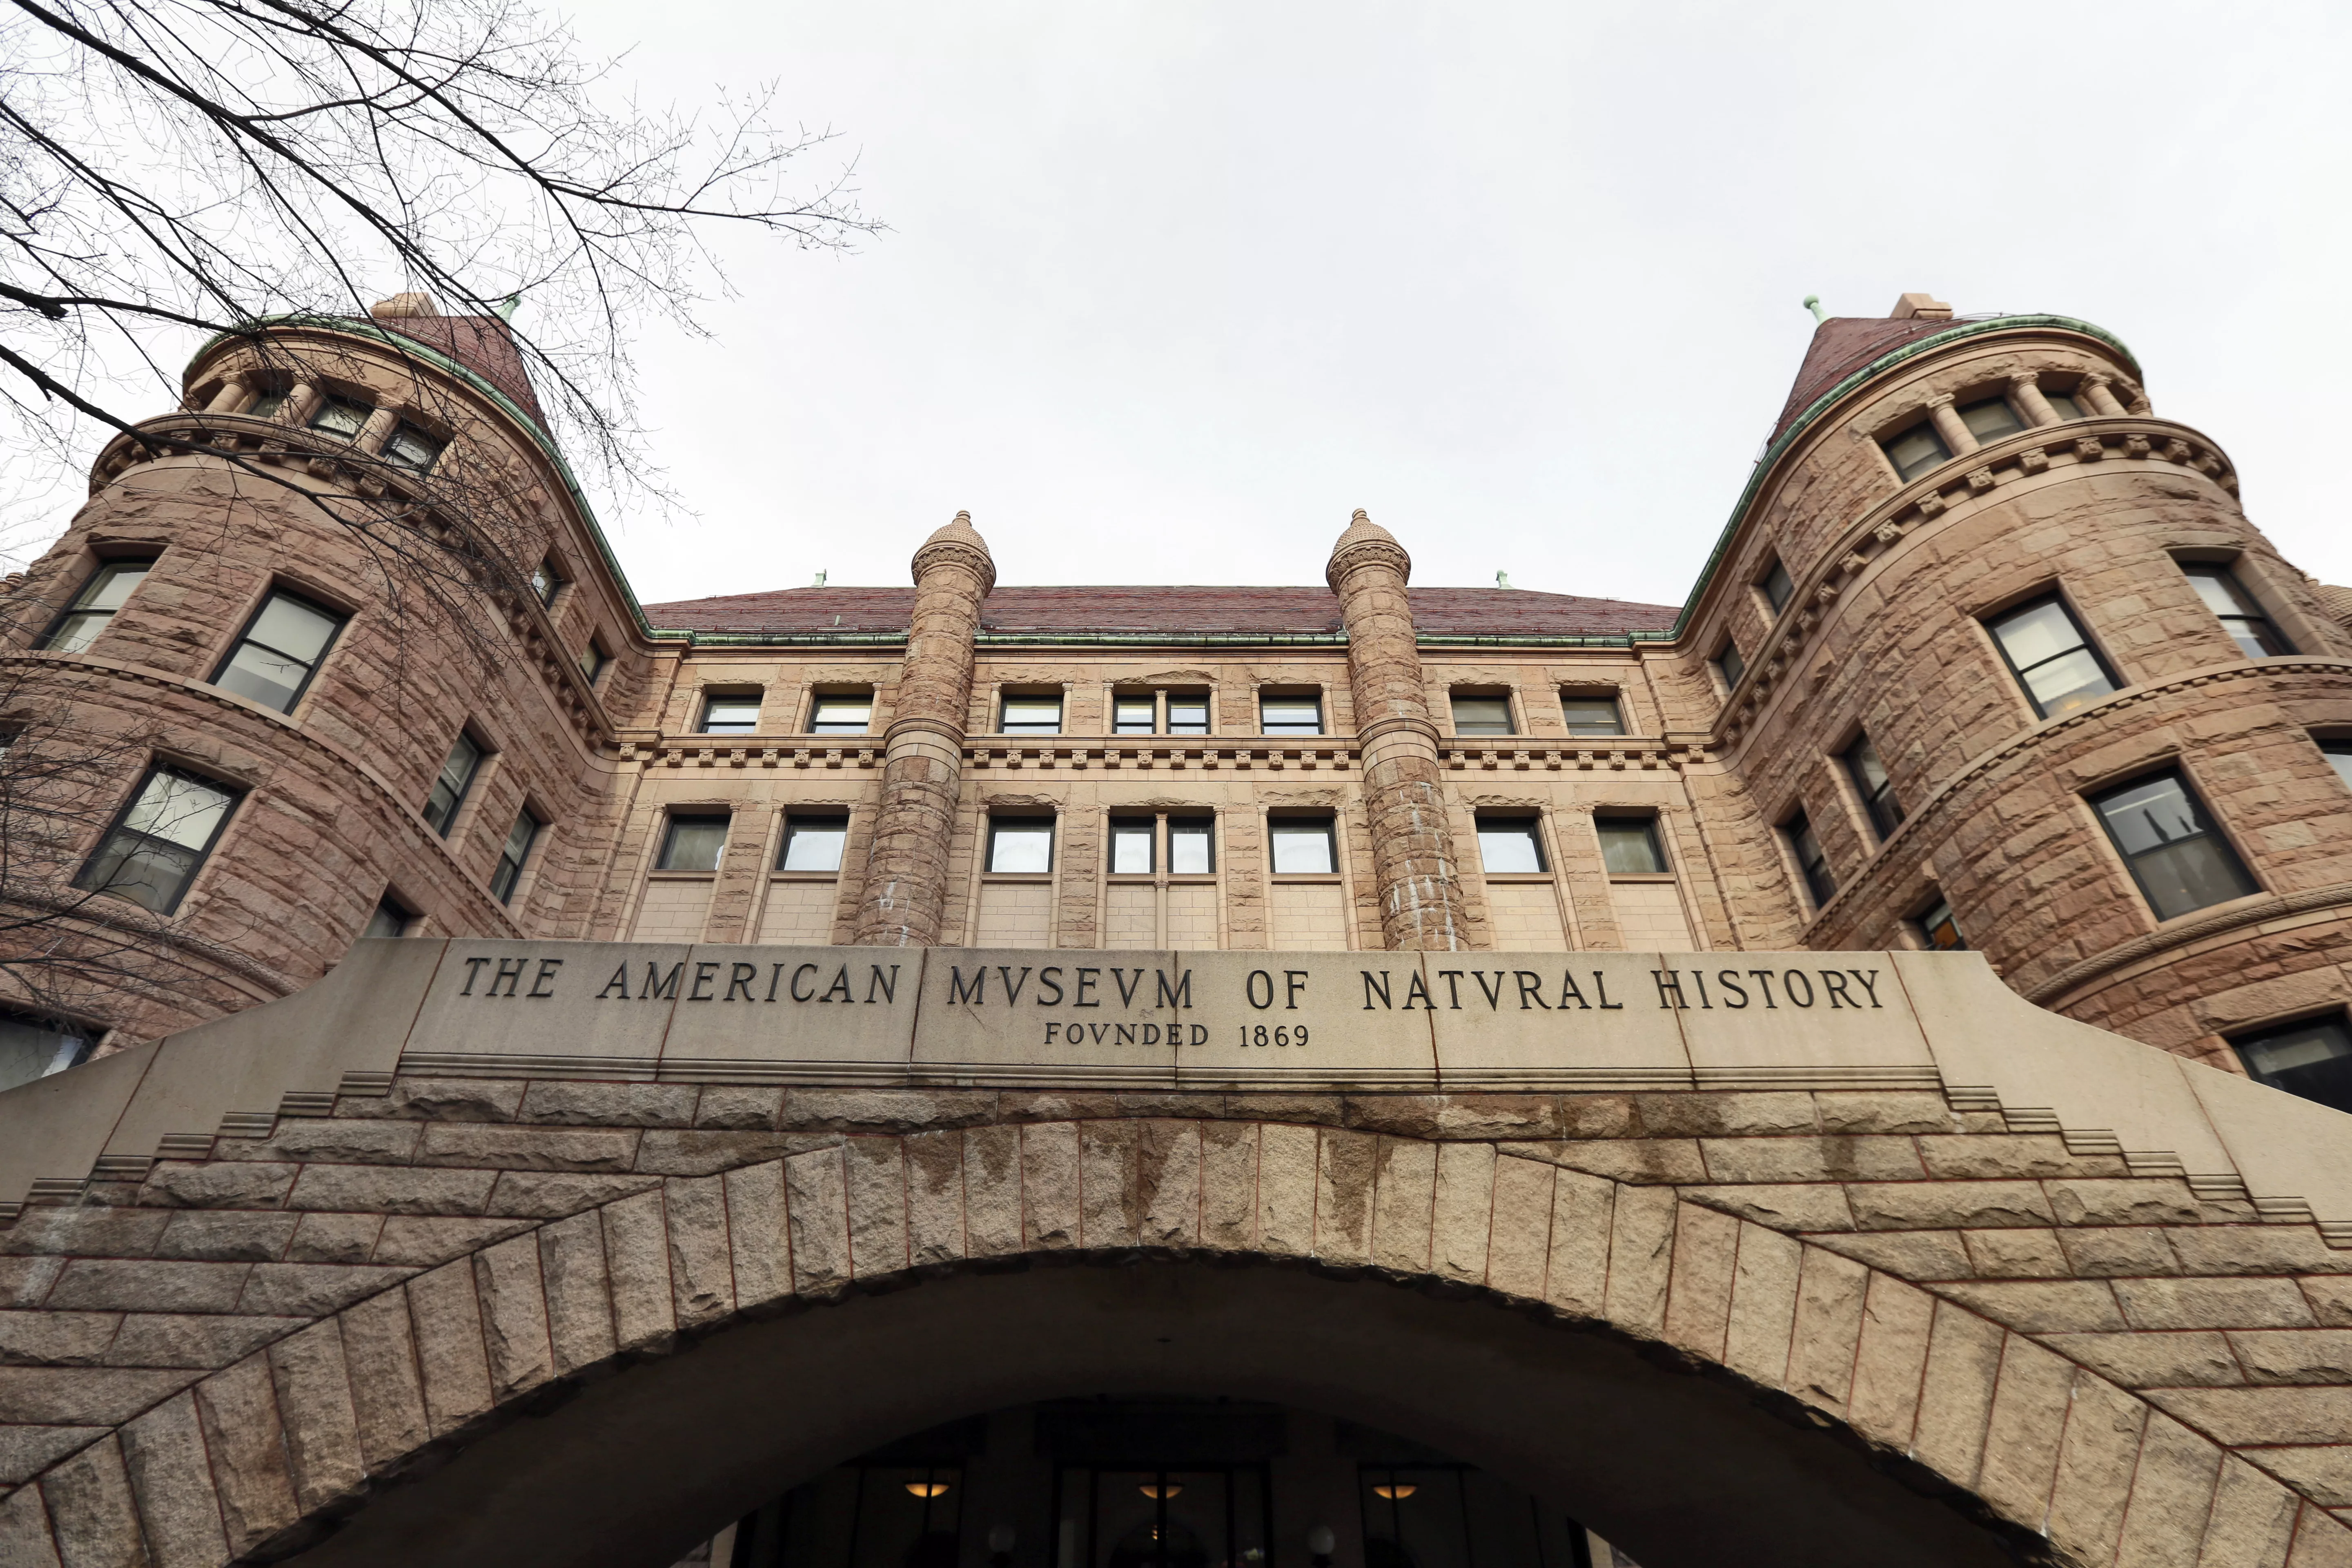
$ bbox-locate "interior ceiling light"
[906,1482,952,1499]
[1372,1484,1418,1501]
[1138,1484,1185,1500]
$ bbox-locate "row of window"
[688,688,1637,740]
[1880,382,2098,484]
[243,385,445,475]
[1715,557,2292,710]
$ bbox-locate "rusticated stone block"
[904,1131,967,1266]
[1603,1185,1676,1339]
[102,1315,287,1371]
[1846,1274,1936,1450]
[1934,1279,2127,1333]
[238,1263,414,1316]
[38,1436,141,1568]
[1911,1303,2006,1488]
[538,1210,616,1377]
[1680,1182,1856,1233]
[2114,1412,2222,1568]
[784,1148,850,1295]
[1344,1095,1560,1140]
[963,1125,1022,1258]
[601,1187,677,1352]
[1546,1169,1615,1319]
[1786,1247,1868,1412]
[415,1124,639,1173]
[194,1354,298,1557]
[663,1175,734,1329]
[1431,1142,1494,1283]
[0,1424,105,1486]
[1219,1093,1345,1128]
[136,1162,297,1210]
[1021,1124,1081,1252]
[695,1085,784,1131]
[2045,1331,2242,1388]
[1914,1134,2079,1180]
[120,1391,227,1568]
[285,1214,383,1265]
[1631,1091,1815,1137]
[1137,1122,1201,1249]
[1079,1122,1139,1250]
[2045,1372,2145,1568]
[2196,1453,2302,1568]
[723,1161,789,1310]
[2231,1330,2352,1385]
[0,1368,198,1428]
[214,1120,420,1165]
[1511,1139,1705,1185]
[517,1081,698,1127]
[2176,1230,2352,1278]
[484,1170,662,1219]
[0,1485,62,1568]
[1554,1094,1635,1140]
[473,1236,553,1398]
[2116,1278,2317,1331]
[1663,1203,1738,1361]
[267,1320,363,1514]
[1699,1136,1923,1184]
[1812,1091,1956,1135]
[1848,1180,2056,1231]
[2049,1178,2203,1227]
[151,1212,297,1263]
[2,1209,173,1259]
[1722,1222,1800,1388]
[406,1261,492,1436]
[783,1088,996,1133]
[2290,1509,2352,1568]
[1809,1229,1971,1278]
[371,1216,536,1268]
[47,1261,249,1316]
[1257,1124,1318,1257]
[1370,1138,1435,1273]
[336,1282,427,1472]
[634,1131,838,1178]
[1960,1227,2069,1278]
[2059,1225,2181,1278]
[1316,1130,1376,1266]
[1484,1156,1553,1301]
[2246,1450,2352,1510]
[2145,1387,2352,1447]
[286,1165,495,1216]
[1975,1335,2075,1528]
[0,1312,118,1368]
[338,1077,523,1122]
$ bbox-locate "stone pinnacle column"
[1326,510,1470,950]
[853,511,996,946]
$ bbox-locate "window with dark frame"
[1784,811,1835,910]
[243,388,288,421]
[1167,694,1210,735]
[1109,817,1156,874]
[0,1007,98,1094]
[362,895,411,940]
[1844,733,1904,840]
[2323,739,2352,794]
[1713,641,1746,693]
[657,814,730,874]
[41,558,156,655]
[1758,558,1795,615]
[307,395,371,440]
[578,640,609,684]
[2182,564,2294,658]
[1269,817,1336,874]
[212,588,345,713]
[1985,595,2119,718]
[1883,421,1952,482]
[2231,1014,2352,1115]
[1259,695,1323,735]
[1595,816,1667,875]
[1169,817,1214,874]
[1958,394,2025,445]
[530,558,561,607]
[1113,695,1157,735]
[421,733,482,836]
[701,694,761,733]
[1561,695,1626,737]
[987,818,1054,873]
[1476,817,1546,874]
[1000,694,1063,735]
[490,810,541,903]
[1916,896,1966,951]
[2043,389,2087,422]
[381,423,443,474]
[777,815,848,873]
[2089,770,2257,921]
[75,766,239,914]
[809,693,873,734]
[1450,695,1513,736]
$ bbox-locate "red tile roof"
[366,314,548,425]
[643,584,1681,639]
[1769,316,1957,444]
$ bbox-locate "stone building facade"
[8,290,2350,1102]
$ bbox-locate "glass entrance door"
[1055,1466,1271,1568]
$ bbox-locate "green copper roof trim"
[1666,314,2141,640]
[191,315,657,635]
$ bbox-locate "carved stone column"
[2080,374,2129,418]
[204,374,250,414]
[1326,510,1469,950]
[1925,393,1977,456]
[2008,371,2059,428]
[853,512,996,946]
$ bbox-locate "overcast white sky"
[128,2,2352,610]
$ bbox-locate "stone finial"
[912,509,996,595]
[1327,508,1410,592]
[369,292,439,320]
[1888,292,1953,321]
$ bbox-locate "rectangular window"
[1113,695,1158,735]
[41,558,155,655]
[363,895,411,939]
[1269,818,1336,874]
[1477,817,1546,873]
[809,693,873,734]
[212,588,345,713]
[2183,564,2293,657]
[1000,694,1063,735]
[701,695,761,734]
[1784,811,1835,910]
[1713,641,1746,693]
[1110,818,1156,874]
[1169,817,1214,874]
[308,396,372,440]
[2232,1014,2352,1115]
[2043,390,2087,422]
[1916,896,1965,951]
[1958,395,2025,445]
[2090,770,2257,920]
[0,1008,97,1095]
[530,559,561,607]
[1450,695,1514,736]
[75,766,238,914]
[422,733,482,836]
[778,815,848,872]
[244,389,288,421]
[1986,595,2118,718]
[1883,421,1953,482]
[1167,694,1210,735]
[987,818,1054,873]
[578,640,608,684]
[1596,816,1666,875]
[1261,695,1323,735]
[658,813,731,873]
[1561,695,1626,737]
[490,809,540,903]
[381,423,443,474]
[1758,558,1795,615]
[2323,740,2352,794]
[1844,733,1903,840]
